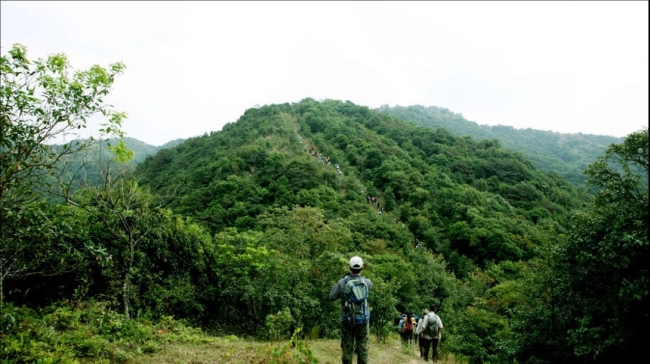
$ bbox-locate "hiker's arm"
[329,280,342,301]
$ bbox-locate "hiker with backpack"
[421,304,444,362]
[330,256,373,364]
[416,309,429,358]
[398,314,406,342]
[400,312,415,345]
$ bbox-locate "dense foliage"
[136,99,591,274]
[377,105,623,186]
[3,45,647,364]
[1,43,128,306]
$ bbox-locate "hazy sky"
[2,1,648,146]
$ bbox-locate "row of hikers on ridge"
[297,136,431,240]
[298,135,344,175]
[297,135,391,214]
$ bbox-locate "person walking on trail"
[400,313,415,345]
[416,309,429,358]
[330,256,373,364]
[398,314,407,343]
[421,304,444,362]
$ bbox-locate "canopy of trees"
[377,105,624,186]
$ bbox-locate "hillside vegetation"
[43,137,183,203]
[376,105,624,186]
[4,90,647,362]
[137,99,591,273]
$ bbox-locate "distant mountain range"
[118,137,186,164]
[45,137,186,199]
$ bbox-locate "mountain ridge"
[127,103,623,188]
[135,98,592,275]
[375,104,624,185]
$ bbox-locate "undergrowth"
[0,301,321,364]
[0,300,219,363]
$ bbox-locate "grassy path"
[126,334,462,364]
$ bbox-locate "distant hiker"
[421,305,444,362]
[400,313,415,345]
[330,256,373,364]
[416,309,429,358]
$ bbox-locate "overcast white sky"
[2,1,648,146]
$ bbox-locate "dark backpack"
[425,313,440,337]
[343,276,370,325]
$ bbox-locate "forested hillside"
[376,105,624,186]
[51,136,185,169]
[136,98,591,275]
[3,50,646,364]
[119,137,186,164]
[41,137,185,202]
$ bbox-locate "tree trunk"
[122,267,131,319]
[122,241,135,319]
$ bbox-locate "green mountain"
[9,98,645,363]
[113,136,186,165]
[136,98,591,274]
[45,137,185,199]
[375,105,624,186]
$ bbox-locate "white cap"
[349,256,364,269]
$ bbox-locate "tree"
[552,128,648,362]
[0,201,93,307]
[366,276,399,342]
[74,177,162,319]
[1,43,127,304]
